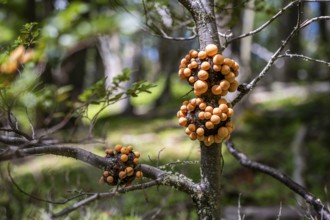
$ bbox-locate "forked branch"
[231,15,330,107]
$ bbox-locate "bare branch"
[225,140,330,220]
[224,0,299,45]
[0,144,198,196]
[231,14,330,107]
[158,159,199,170]
[51,180,160,218]
[6,111,33,141]
[276,202,283,220]
[1,143,198,218]
[300,16,330,29]
[142,24,197,41]
[37,113,72,139]
[0,145,111,169]
[0,135,27,145]
[279,51,330,66]
[142,0,197,41]
[231,24,299,106]
[52,193,99,218]
[224,1,329,46]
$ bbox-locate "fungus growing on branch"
[100,145,142,186]
[177,44,240,146]
[177,97,235,146]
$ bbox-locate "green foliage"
[79,78,107,103]
[13,22,39,48]
[37,2,117,63]
[76,69,156,123]
[112,68,131,87]
[79,68,156,105]
[0,66,155,131]
[0,22,39,65]
[126,80,155,97]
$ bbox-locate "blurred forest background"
[0,0,329,219]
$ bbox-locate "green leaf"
[112,68,132,87]
[78,78,106,102]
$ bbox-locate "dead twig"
[224,0,299,46]
[279,51,330,67]
[52,180,160,218]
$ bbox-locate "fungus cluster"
[177,44,239,146]
[99,144,142,186]
[178,44,239,97]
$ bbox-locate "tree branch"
[0,135,28,145]
[0,145,114,169]
[178,0,220,48]
[279,51,330,66]
[225,140,330,220]
[142,0,197,41]
[300,16,330,29]
[0,144,198,199]
[223,0,299,46]
[6,111,33,141]
[231,14,330,107]
[52,180,161,218]
[141,164,197,195]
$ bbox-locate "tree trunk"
[197,143,223,219]
[179,0,223,219]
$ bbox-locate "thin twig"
[52,179,161,218]
[231,15,330,107]
[279,51,330,66]
[51,193,99,218]
[38,113,72,139]
[142,0,196,41]
[238,193,245,220]
[300,16,330,29]
[157,147,166,168]
[276,202,283,220]
[142,25,197,41]
[158,160,199,170]
[224,1,329,46]
[224,0,299,46]
[6,110,32,141]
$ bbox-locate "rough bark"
[196,143,223,219]
[179,0,220,50]
[0,144,197,196]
